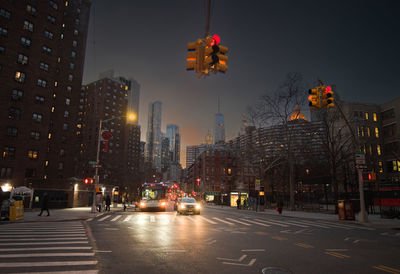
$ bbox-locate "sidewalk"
[1,204,129,224]
[205,204,400,229]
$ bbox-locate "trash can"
[337,200,355,220]
[9,200,24,221]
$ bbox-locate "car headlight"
[180,204,186,209]
[195,204,201,209]
[161,201,166,206]
[140,202,145,207]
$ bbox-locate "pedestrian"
[243,198,248,210]
[96,192,103,212]
[277,199,283,215]
[105,195,111,211]
[38,192,50,216]
[236,198,240,209]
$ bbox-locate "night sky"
[82,0,400,167]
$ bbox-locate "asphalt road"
[86,207,400,274]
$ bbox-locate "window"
[28,150,39,159]
[15,71,25,83]
[63,123,68,130]
[37,79,47,87]
[382,108,395,120]
[49,1,58,10]
[72,40,77,48]
[71,51,76,58]
[365,112,369,120]
[23,20,34,32]
[65,98,70,105]
[0,8,11,19]
[40,62,49,71]
[47,15,56,24]
[377,144,381,155]
[0,27,8,37]
[67,86,72,92]
[383,124,397,138]
[2,147,15,159]
[0,46,4,54]
[11,89,23,101]
[8,108,21,119]
[0,167,12,179]
[35,95,45,104]
[367,127,370,137]
[17,54,29,65]
[30,131,40,140]
[26,5,37,15]
[58,162,64,170]
[42,45,51,54]
[32,113,43,122]
[44,30,54,39]
[21,37,31,47]
[6,127,18,137]
[73,29,78,36]
[64,111,69,117]
[59,149,65,156]
[378,161,383,173]
[75,19,80,25]
[68,74,73,81]
[375,127,379,138]
[373,113,377,122]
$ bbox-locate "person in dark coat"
[38,193,50,216]
[277,199,283,215]
[105,195,111,211]
[236,198,240,209]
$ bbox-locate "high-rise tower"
[214,97,225,144]
[145,101,162,172]
[166,124,180,164]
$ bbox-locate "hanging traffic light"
[308,87,321,110]
[204,35,228,73]
[325,86,335,108]
[186,38,204,77]
[84,178,89,184]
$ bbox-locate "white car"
[177,198,201,215]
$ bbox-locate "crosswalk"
[0,221,98,274]
[87,213,375,231]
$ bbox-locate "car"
[174,198,182,211]
[139,199,167,212]
[177,197,201,215]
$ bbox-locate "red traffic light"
[84,178,89,184]
[368,173,372,180]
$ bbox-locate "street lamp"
[91,113,136,213]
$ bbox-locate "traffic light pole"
[91,119,103,213]
[204,0,211,37]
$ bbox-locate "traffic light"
[368,171,377,182]
[322,86,335,108]
[308,87,321,110]
[186,38,204,77]
[84,178,94,184]
[203,35,228,73]
[84,178,89,184]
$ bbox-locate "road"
[0,207,399,274]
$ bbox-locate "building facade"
[145,101,162,172]
[166,124,180,164]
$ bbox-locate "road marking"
[318,221,375,231]
[198,216,217,224]
[0,261,98,267]
[0,246,92,252]
[0,237,87,241]
[213,217,235,225]
[93,250,112,253]
[0,232,86,235]
[17,271,98,274]
[244,219,271,227]
[232,231,246,234]
[271,236,287,241]
[226,218,251,226]
[222,258,256,267]
[255,231,268,235]
[313,222,352,230]
[207,240,217,245]
[162,250,186,253]
[86,218,94,222]
[325,249,348,252]
[254,219,289,227]
[295,243,314,249]
[123,215,132,222]
[0,252,95,258]
[325,252,350,259]
[187,216,197,222]
[0,241,88,246]
[241,249,265,252]
[98,215,111,222]
[150,216,156,223]
[0,229,85,232]
[111,215,121,222]
[353,240,360,243]
[104,228,119,231]
[288,220,330,228]
[283,221,309,228]
[373,265,400,274]
[217,255,247,262]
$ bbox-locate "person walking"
[38,192,50,216]
[105,195,111,211]
[236,198,240,209]
[96,192,103,212]
[277,199,283,215]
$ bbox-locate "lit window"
[72,40,77,47]
[375,127,379,138]
[361,127,364,137]
[23,20,34,31]
[377,144,381,155]
[51,106,55,112]
[48,133,52,139]
[42,45,52,54]
[373,113,377,122]
[367,127,370,137]
[54,81,58,87]
[21,37,31,47]
[32,113,42,122]
[35,95,45,104]
[378,161,383,173]
[365,112,369,120]
[228,168,232,175]
[64,111,69,117]
[68,74,73,81]
[73,29,78,36]
[65,1,69,6]
[69,63,75,70]
[71,51,76,58]
[15,71,25,83]
[28,150,38,159]
[44,30,54,39]
[65,98,70,105]
[45,161,49,166]
[26,5,37,15]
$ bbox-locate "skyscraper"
[145,101,162,172]
[0,1,90,190]
[166,124,180,164]
[214,98,225,144]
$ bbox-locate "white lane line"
[318,221,375,231]
[217,255,247,262]
[325,249,348,252]
[243,219,271,227]
[284,221,310,228]
[187,216,197,222]
[0,232,86,235]
[19,271,98,274]
[254,219,289,227]
[0,241,88,246]
[0,237,87,241]
[161,250,186,253]
[111,215,121,222]
[212,217,235,225]
[0,261,98,267]
[289,220,331,228]
[313,222,352,230]
[98,215,111,222]
[150,216,156,223]
[0,246,92,252]
[123,215,132,222]
[222,258,256,266]
[241,249,265,252]
[207,240,217,245]
[86,218,94,222]
[0,252,95,258]
[0,233,86,238]
[0,229,85,232]
[226,218,252,226]
[198,216,217,224]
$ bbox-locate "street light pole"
[91,119,103,213]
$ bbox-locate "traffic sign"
[255,179,261,191]
[92,164,101,168]
[88,161,97,165]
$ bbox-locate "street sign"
[92,164,101,168]
[88,161,97,165]
[255,179,261,191]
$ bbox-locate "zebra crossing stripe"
[288,220,331,228]
[0,261,98,267]
[123,216,132,222]
[0,241,89,246]
[0,237,87,241]
[254,219,289,227]
[0,247,92,252]
[198,216,217,224]
[283,221,309,228]
[0,252,95,258]
[243,219,271,227]
[212,217,235,225]
[150,216,156,222]
[20,271,98,274]
[187,216,197,223]
[225,218,251,226]
[98,215,111,222]
[318,221,375,231]
[111,215,121,222]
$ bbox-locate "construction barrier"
[9,200,24,221]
